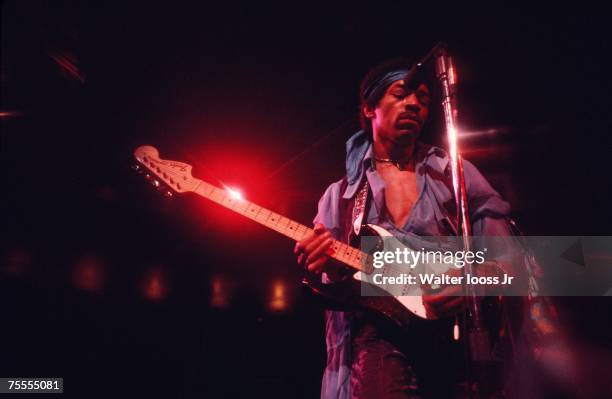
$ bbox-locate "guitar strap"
[338,175,372,246]
[351,180,370,237]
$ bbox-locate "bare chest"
[376,166,419,228]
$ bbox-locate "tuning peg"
[163,190,173,198]
[144,173,152,180]
[132,164,146,175]
[151,179,161,188]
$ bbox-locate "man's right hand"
[294,223,335,275]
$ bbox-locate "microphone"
[434,44,458,113]
[402,41,447,86]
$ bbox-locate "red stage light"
[141,268,168,301]
[72,255,106,294]
[0,111,23,119]
[269,280,288,312]
[210,275,230,308]
[2,247,33,276]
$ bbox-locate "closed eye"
[392,90,405,98]
[417,91,431,105]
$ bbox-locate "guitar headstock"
[133,145,199,194]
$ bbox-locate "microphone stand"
[406,43,492,398]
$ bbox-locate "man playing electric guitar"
[295,58,519,399]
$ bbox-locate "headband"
[362,69,409,104]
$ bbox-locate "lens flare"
[225,187,244,201]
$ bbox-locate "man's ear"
[362,104,375,119]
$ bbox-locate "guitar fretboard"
[192,179,370,272]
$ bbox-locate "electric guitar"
[133,145,456,329]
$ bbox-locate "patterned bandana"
[361,69,409,104]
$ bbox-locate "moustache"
[397,112,422,125]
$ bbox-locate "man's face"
[365,80,431,144]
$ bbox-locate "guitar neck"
[191,179,369,272]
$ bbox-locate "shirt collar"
[342,135,450,199]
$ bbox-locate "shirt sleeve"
[462,159,511,223]
[312,179,351,284]
[312,178,345,241]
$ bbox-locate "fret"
[347,252,365,271]
[217,192,227,205]
[229,197,248,214]
[223,195,235,209]
[244,203,261,220]
[199,184,220,205]
[285,221,301,240]
[330,243,366,272]
[271,215,287,233]
[233,200,249,216]
[294,224,305,240]
[236,199,249,214]
[266,212,286,234]
[198,182,212,197]
[258,209,272,223]
[293,223,306,240]
[210,188,224,204]
[333,245,347,263]
[294,226,306,240]
[267,212,282,228]
[253,205,264,221]
[328,242,341,260]
[355,252,364,265]
[194,180,211,199]
[279,218,290,237]
[341,244,352,259]
[295,226,309,242]
[216,190,227,203]
[270,212,284,233]
[279,219,299,239]
[275,214,284,227]
[225,196,238,210]
[350,249,363,268]
[279,217,292,235]
[240,200,251,215]
[300,225,312,240]
[284,220,294,237]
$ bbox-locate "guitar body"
[303,223,452,330]
[305,275,431,331]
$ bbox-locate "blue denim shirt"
[314,130,515,399]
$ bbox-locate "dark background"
[2,1,611,398]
